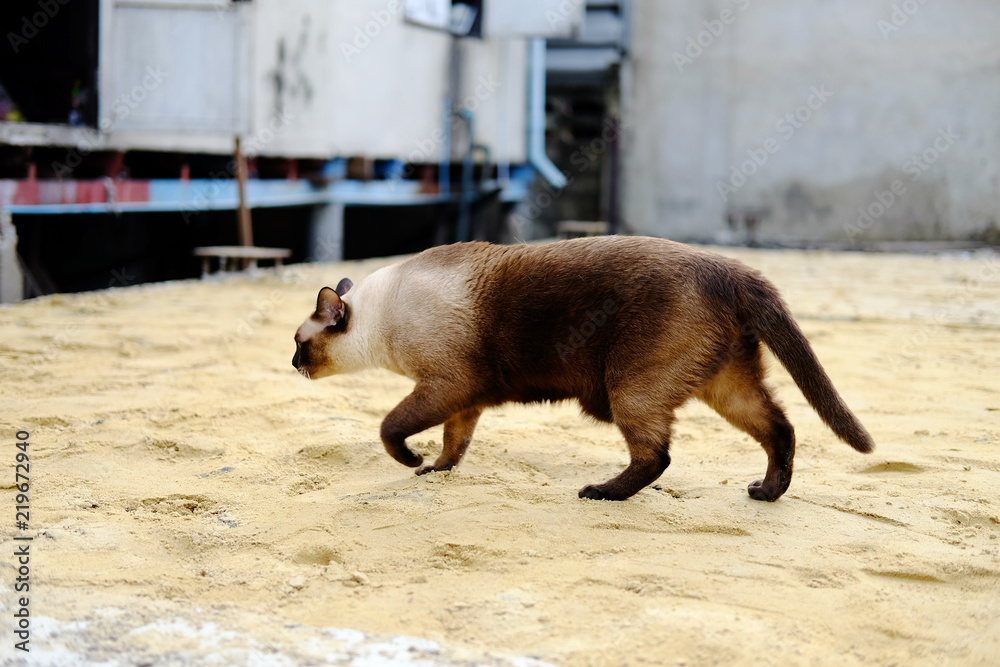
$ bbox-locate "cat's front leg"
[379,381,466,469]
[416,406,483,475]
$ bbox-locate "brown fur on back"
[294,236,873,502]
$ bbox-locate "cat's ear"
[316,287,346,326]
[335,278,353,296]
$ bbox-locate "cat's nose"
[292,351,300,368]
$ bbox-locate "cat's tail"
[733,270,875,453]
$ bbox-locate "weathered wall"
[251,0,528,163]
[623,0,1000,242]
[97,0,528,164]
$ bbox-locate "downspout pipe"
[527,38,567,189]
[456,109,475,242]
[439,97,452,195]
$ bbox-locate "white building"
[0,0,585,301]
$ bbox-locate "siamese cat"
[293,236,873,502]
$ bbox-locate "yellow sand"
[1,246,998,665]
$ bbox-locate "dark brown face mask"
[292,278,354,375]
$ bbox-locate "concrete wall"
[623,0,1000,243]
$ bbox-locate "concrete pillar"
[621,0,729,241]
[0,208,24,303]
[308,201,344,262]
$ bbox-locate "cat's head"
[292,278,353,379]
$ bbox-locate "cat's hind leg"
[696,354,795,501]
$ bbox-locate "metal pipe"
[456,110,475,243]
[497,39,512,187]
[439,97,452,196]
[527,38,567,189]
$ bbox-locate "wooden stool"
[557,220,609,239]
[193,246,292,277]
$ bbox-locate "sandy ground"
[1,243,999,666]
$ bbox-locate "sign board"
[403,0,450,31]
[483,0,585,38]
[405,0,585,38]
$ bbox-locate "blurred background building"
[1,0,998,301]
[621,0,1000,248]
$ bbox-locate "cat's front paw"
[398,451,423,468]
[416,461,454,476]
